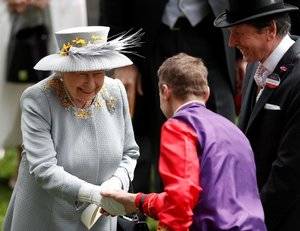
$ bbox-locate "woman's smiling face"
[62,71,105,105]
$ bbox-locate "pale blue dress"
[3,75,139,231]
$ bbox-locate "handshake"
[80,177,137,229]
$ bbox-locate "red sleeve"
[142,118,202,231]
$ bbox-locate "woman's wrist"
[78,183,102,205]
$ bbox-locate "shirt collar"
[174,100,205,115]
[262,34,294,73]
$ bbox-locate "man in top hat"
[214,1,300,230]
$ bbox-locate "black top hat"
[214,0,298,28]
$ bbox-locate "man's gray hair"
[247,13,291,37]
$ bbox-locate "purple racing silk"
[173,102,266,231]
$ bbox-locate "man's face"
[228,23,271,62]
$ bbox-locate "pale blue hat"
[34,26,141,72]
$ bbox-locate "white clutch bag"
[81,204,102,229]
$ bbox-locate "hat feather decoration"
[69,29,144,58]
[34,26,143,72]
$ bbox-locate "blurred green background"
[0,148,17,230]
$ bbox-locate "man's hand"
[101,190,138,214]
[113,65,143,117]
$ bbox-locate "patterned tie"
[254,63,270,101]
[254,63,269,89]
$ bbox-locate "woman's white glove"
[100,196,126,216]
[78,177,126,216]
[100,177,126,216]
[78,177,122,204]
[99,176,122,191]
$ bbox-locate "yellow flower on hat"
[91,35,105,43]
[72,37,87,46]
[60,38,87,56]
[60,42,72,56]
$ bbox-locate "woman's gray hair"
[53,71,63,80]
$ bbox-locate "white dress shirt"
[256,34,294,100]
[162,0,210,28]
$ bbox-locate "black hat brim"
[214,4,298,28]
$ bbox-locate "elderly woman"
[3,26,140,230]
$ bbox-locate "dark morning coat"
[239,38,300,231]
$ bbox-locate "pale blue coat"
[3,75,139,231]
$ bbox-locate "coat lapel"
[238,63,258,131]
[246,87,274,131]
[245,39,300,132]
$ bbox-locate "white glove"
[99,176,126,216]
[78,177,122,205]
[100,196,126,216]
[99,176,122,191]
[78,177,126,216]
[78,183,102,205]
